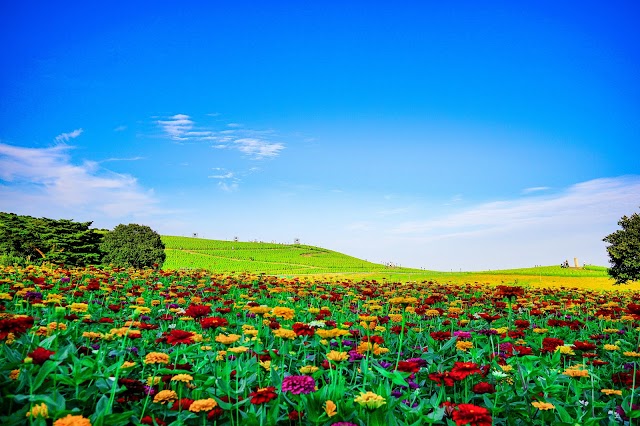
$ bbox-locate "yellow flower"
[623,351,640,357]
[248,305,272,315]
[299,365,319,374]
[604,344,620,351]
[26,402,48,418]
[215,351,227,361]
[147,376,161,386]
[189,398,218,412]
[326,350,349,362]
[356,342,389,356]
[603,328,620,333]
[601,388,623,396]
[316,328,350,339]
[324,400,337,417]
[82,332,103,339]
[354,391,386,410]
[171,374,193,383]
[562,368,589,378]
[499,365,513,373]
[555,345,575,355]
[10,369,20,380]
[69,303,88,313]
[531,401,555,410]
[533,328,548,334]
[215,334,241,344]
[228,345,249,354]
[144,352,170,364]
[201,345,212,351]
[272,328,296,339]
[425,309,440,317]
[456,341,473,352]
[120,361,136,369]
[153,390,178,404]
[48,322,67,331]
[53,414,92,426]
[272,306,295,320]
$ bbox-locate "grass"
[160,235,640,291]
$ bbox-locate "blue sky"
[1,1,639,271]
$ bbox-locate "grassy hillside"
[161,235,627,289]
[161,235,422,275]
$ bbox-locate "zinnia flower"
[26,402,48,418]
[189,398,218,412]
[452,404,492,426]
[272,306,295,320]
[354,391,386,410]
[28,347,55,365]
[53,414,92,426]
[532,401,555,410]
[248,386,278,404]
[166,329,195,345]
[282,375,316,394]
[154,390,179,404]
[144,352,170,364]
[324,400,337,417]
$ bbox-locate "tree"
[0,212,103,266]
[603,209,640,284]
[100,224,166,269]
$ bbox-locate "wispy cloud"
[523,186,550,194]
[0,142,162,222]
[156,114,194,140]
[392,176,640,239]
[54,128,83,143]
[156,114,285,159]
[113,125,127,132]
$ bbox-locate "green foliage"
[101,224,166,268]
[603,209,640,284]
[0,212,102,266]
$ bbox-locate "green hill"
[161,235,422,275]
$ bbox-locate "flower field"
[2,265,640,426]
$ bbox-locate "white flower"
[492,370,508,379]
[308,320,326,328]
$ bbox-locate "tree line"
[0,212,165,268]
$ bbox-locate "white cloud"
[54,128,83,143]
[113,125,127,132]
[156,114,285,160]
[234,138,284,159]
[383,176,640,270]
[156,114,194,140]
[0,142,162,223]
[523,186,550,194]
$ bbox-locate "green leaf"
[31,360,60,393]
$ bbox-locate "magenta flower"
[281,375,316,394]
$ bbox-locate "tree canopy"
[603,209,640,284]
[0,212,103,266]
[100,223,166,269]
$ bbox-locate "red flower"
[288,410,304,421]
[396,361,421,374]
[450,362,481,381]
[166,329,195,345]
[141,416,166,426]
[478,313,501,323]
[571,340,597,351]
[514,319,530,328]
[472,382,496,394]
[541,337,564,354]
[200,316,229,329]
[430,331,451,341]
[361,335,384,344]
[292,322,315,336]
[248,386,278,404]
[428,372,455,387]
[452,404,492,426]
[171,398,194,411]
[185,304,212,318]
[28,347,55,365]
[0,316,34,339]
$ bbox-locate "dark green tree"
[100,224,166,269]
[603,209,640,284]
[0,212,103,266]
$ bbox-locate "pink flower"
[281,375,316,394]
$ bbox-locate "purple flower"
[454,331,472,339]
[378,361,393,369]
[281,375,316,395]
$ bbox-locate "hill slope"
[162,235,422,275]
